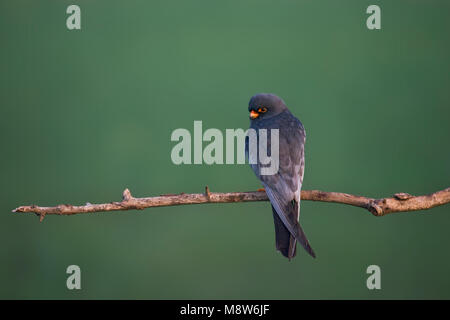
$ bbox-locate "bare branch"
[12,187,450,222]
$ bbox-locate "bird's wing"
[263,181,315,258]
[255,122,315,258]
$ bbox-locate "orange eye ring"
[258,107,268,113]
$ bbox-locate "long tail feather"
[266,186,316,258]
[272,206,297,259]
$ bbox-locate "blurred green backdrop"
[1,0,450,299]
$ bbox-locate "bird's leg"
[257,188,266,192]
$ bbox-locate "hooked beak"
[249,110,259,119]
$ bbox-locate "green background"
[1,0,449,299]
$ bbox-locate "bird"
[245,93,315,260]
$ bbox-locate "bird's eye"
[259,107,267,113]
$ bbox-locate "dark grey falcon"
[245,93,315,260]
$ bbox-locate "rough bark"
[12,186,450,222]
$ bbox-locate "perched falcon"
[245,93,315,260]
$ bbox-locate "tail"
[272,206,297,259]
[271,204,316,259]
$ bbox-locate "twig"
[12,187,450,222]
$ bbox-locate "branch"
[12,186,450,222]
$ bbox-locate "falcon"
[245,93,315,260]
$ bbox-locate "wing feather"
[247,111,315,258]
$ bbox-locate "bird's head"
[248,93,288,121]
